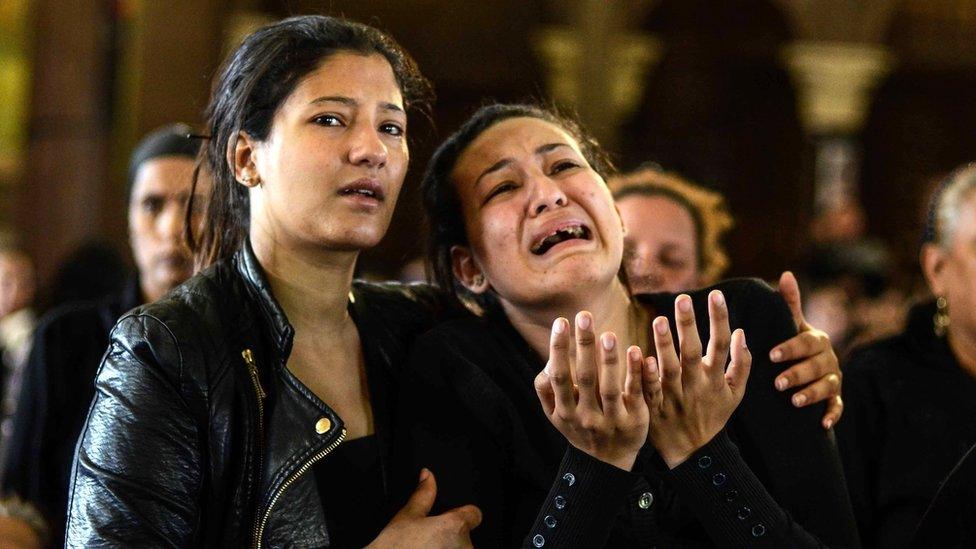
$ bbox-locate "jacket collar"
[234,239,295,354]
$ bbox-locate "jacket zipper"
[241,349,267,547]
[253,428,348,548]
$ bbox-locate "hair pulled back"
[190,15,432,268]
[923,163,976,250]
[421,103,614,311]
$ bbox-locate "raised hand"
[369,469,481,549]
[770,271,844,429]
[642,291,751,469]
[534,311,649,471]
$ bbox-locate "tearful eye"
[312,114,342,127]
[550,160,579,174]
[380,123,404,137]
[485,182,518,203]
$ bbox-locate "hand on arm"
[770,271,843,429]
[533,312,649,471]
[643,291,751,468]
[369,469,481,549]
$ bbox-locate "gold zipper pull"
[241,349,267,399]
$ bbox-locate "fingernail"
[577,312,591,330]
[824,419,834,430]
[678,296,691,312]
[713,291,725,306]
[629,346,641,361]
[654,318,668,335]
[793,393,807,406]
[601,332,615,351]
[553,318,566,334]
[544,362,551,376]
[775,378,789,391]
[740,330,747,348]
[647,357,658,375]
[419,468,430,483]
[770,349,782,362]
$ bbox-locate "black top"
[316,435,386,548]
[912,439,976,548]
[65,242,458,547]
[837,300,976,548]
[1,278,141,544]
[394,278,860,548]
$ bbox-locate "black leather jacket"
[65,243,450,548]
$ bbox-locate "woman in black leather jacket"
[65,16,480,548]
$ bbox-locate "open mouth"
[531,224,592,255]
[338,179,385,202]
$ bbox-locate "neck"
[502,277,639,363]
[948,326,976,379]
[140,278,167,305]
[250,229,358,330]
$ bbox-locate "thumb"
[443,504,483,531]
[778,271,808,330]
[398,468,437,518]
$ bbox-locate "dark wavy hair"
[188,15,433,268]
[421,103,615,311]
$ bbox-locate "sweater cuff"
[666,430,785,547]
[523,446,638,548]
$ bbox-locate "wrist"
[586,447,639,471]
[653,436,704,469]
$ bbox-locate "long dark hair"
[188,15,432,268]
[421,103,615,311]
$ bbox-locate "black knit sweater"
[394,278,860,548]
[837,300,976,548]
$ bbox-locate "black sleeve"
[835,348,886,547]
[709,281,860,548]
[65,314,204,548]
[912,440,976,547]
[667,429,836,547]
[393,332,637,549]
[523,446,637,548]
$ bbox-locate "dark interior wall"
[17,0,976,287]
[619,0,809,280]
[860,4,976,280]
[18,0,115,288]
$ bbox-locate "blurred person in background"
[45,240,128,312]
[0,124,206,545]
[838,163,976,548]
[0,247,36,471]
[0,495,45,549]
[609,166,844,429]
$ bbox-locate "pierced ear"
[451,245,489,294]
[230,131,261,188]
[921,243,947,296]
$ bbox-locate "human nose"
[627,252,664,290]
[347,121,388,169]
[158,203,184,242]
[526,174,567,217]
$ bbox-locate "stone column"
[783,41,892,212]
[533,4,662,150]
